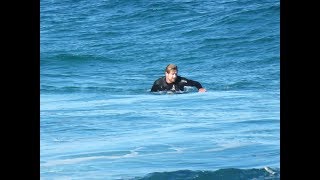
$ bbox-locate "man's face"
[165,70,178,83]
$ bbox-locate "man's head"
[165,64,178,83]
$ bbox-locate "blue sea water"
[40,0,280,179]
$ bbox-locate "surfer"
[150,64,206,93]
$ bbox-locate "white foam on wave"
[204,141,253,152]
[41,151,138,167]
[264,166,276,175]
[168,147,186,153]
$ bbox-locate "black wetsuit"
[150,76,203,92]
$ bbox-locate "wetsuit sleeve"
[151,83,160,92]
[182,77,203,89]
[150,79,161,92]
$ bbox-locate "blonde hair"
[165,64,178,73]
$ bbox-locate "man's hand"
[198,88,206,92]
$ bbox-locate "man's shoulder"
[154,76,165,83]
[177,76,188,83]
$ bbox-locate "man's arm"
[183,78,203,89]
[151,83,160,92]
[181,77,206,92]
[150,78,162,92]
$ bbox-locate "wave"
[41,150,138,167]
[132,167,280,180]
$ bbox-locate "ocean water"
[40,0,280,179]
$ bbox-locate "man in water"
[150,64,206,93]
